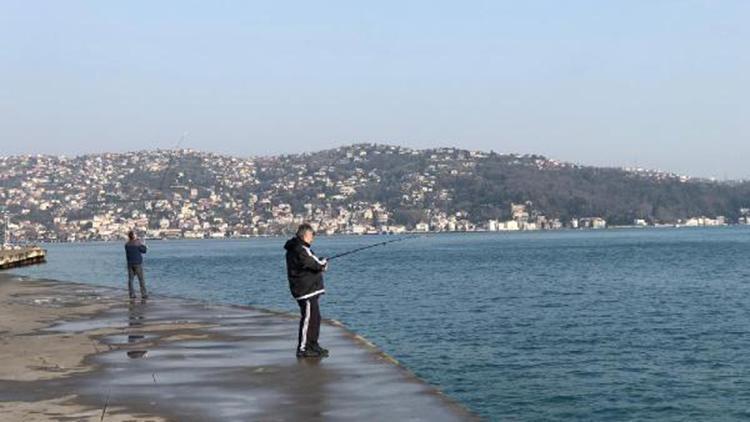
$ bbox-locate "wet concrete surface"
[0,276,477,421]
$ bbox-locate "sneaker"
[310,344,329,356]
[296,349,323,358]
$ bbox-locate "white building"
[415,222,430,232]
[498,220,520,231]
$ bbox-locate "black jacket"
[284,236,326,300]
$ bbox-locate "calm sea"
[11,227,750,421]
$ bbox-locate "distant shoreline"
[14,224,748,245]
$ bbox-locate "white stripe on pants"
[300,299,311,351]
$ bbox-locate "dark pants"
[127,264,148,298]
[297,295,321,352]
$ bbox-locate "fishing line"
[85,132,188,207]
[157,131,188,194]
[326,234,426,261]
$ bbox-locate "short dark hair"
[127,230,135,240]
[296,223,315,238]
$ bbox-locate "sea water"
[12,227,750,420]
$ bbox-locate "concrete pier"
[0,274,477,421]
[0,246,46,270]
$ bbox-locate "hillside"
[1,144,749,240]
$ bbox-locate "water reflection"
[126,300,148,359]
[126,350,148,359]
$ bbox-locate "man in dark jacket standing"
[285,223,329,358]
[125,230,148,300]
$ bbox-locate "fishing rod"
[157,131,188,193]
[326,235,425,261]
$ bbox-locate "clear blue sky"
[1,1,748,178]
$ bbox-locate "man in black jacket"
[284,223,329,358]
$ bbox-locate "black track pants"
[297,295,321,352]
